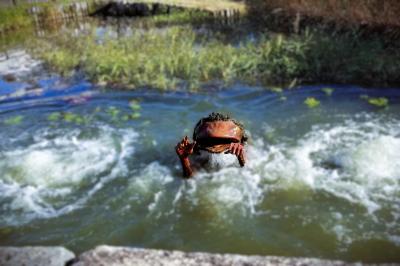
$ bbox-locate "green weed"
[48,112,61,121]
[304,97,320,108]
[367,97,389,108]
[4,115,23,125]
[322,87,334,96]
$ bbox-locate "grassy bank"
[0,4,33,32]
[0,0,94,34]
[30,26,400,90]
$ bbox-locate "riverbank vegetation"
[0,0,93,34]
[249,0,400,28]
[0,4,33,32]
[30,25,400,90]
[3,0,400,90]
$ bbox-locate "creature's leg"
[175,136,197,178]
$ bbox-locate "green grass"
[29,25,400,90]
[0,5,33,32]
[0,0,97,33]
[147,9,212,25]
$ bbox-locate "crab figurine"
[176,112,247,178]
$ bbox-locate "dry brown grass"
[138,0,247,13]
[252,0,400,27]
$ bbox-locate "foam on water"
[0,126,138,225]
[1,109,399,248]
[123,113,400,245]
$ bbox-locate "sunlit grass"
[30,26,400,90]
[0,5,33,32]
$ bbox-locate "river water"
[0,16,400,263]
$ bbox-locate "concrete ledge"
[73,245,352,266]
[0,246,75,266]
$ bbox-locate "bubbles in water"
[0,126,138,225]
[121,113,400,247]
[1,108,399,250]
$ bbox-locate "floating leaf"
[64,112,76,123]
[304,97,320,108]
[4,115,23,125]
[130,112,141,119]
[107,107,120,119]
[367,97,388,108]
[74,116,84,124]
[270,87,283,93]
[48,112,61,121]
[322,87,334,96]
[129,100,141,111]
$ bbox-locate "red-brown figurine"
[176,112,247,178]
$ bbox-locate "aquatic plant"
[47,112,61,121]
[128,112,141,120]
[270,87,283,93]
[367,97,389,108]
[322,88,334,96]
[63,112,85,124]
[107,107,120,121]
[304,97,320,108]
[106,105,141,121]
[359,95,389,108]
[4,115,24,125]
[129,100,141,111]
[128,100,142,119]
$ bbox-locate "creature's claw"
[176,136,196,159]
[227,142,246,167]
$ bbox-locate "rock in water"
[0,246,75,266]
